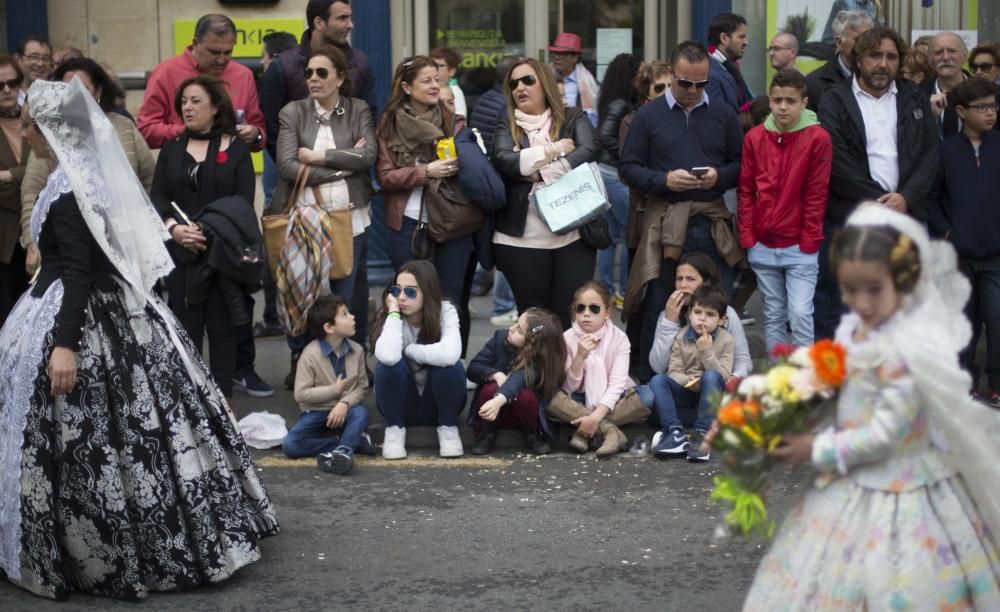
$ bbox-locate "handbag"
[530,161,610,235]
[579,216,612,249]
[262,165,354,280]
[425,176,484,242]
[410,190,436,261]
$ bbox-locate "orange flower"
[809,339,847,388]
[718,400,761,428]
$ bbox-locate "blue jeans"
[747,243,819,357]
[492,271,515,315]
[287,231,368,354]
[649,369,724,433]
[388,217,473,304]
[282,405,369,457]
[374,359,466,427]
[960,256,1000,391]
[598,166,629,295]
[638,216,736,383]
[262,150,278,206]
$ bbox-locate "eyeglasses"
[967,102,1000,113]
[653,83,667,94]
[971,62,997,72]
[0,78,22,91]
[674,78,709,90]
[767,46,792,53]
[389,285,419,299]
[574,303,602,315]
[508,75,537,90]
[305,67,331,79]
[22,53,51,63]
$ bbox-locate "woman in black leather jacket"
[595,53,641,309]
[491,58,599,328]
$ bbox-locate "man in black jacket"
[806,9,873,112]
[921,31,971,139]
[814,27,939,339]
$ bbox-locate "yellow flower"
[766,365,800,403]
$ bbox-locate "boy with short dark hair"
[738,68,832,357]
[283,294,374,475]
[649,284,735,462]
[939,78,1000,405]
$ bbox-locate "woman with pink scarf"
[546,281,651,456]
[491,58,600,329]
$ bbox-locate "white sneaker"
[489,308,519,327]
[382,426,407,460]
[437,425,464,457]
[651,430,663,449]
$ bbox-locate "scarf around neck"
[567,320,612,410]
[514,108,570,182]
[387,103,446,167]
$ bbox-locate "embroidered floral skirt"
[0,281,279,601]
[744,474,1000,610]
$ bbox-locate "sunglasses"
[0,78,21,91]
[389,285,419,299]
[674,78,709,89]
[508,75,537,90]
[971,62,997,72]
[653,83,667,94]
[305,67,332,79]
[574,303,602,315]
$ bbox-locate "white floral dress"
[744,321,1000,610]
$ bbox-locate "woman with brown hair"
[0,53,30,326]
[150,74,258,403]
[274,45,376,384]
[376,56,477,351]
[492,57,600,328]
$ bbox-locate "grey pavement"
[0,288,807,610]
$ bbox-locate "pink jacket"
[137,48,266,150]
[563,321,635,411]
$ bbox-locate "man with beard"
[813,27,938,340]
[923,31,970,139]
[706,13,752,112]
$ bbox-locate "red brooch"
[216,150,229,164]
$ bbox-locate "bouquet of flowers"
[709,340,847,540]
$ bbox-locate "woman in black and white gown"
[0,78,278,601]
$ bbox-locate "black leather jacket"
[597,99,635,167]
[491,107,600,237]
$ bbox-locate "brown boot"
[606,389,651,427]
[546,391,592,453]
[595,420,627,458]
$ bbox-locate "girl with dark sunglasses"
[371,260,467,459]
[546,281,652,457]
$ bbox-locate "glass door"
[549,0,645,80]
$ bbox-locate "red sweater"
[137,48,265,151]
[737,115,832,253]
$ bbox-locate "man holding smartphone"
[619,40,744,383]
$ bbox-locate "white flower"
[791,367,821,402]
[737,375,768,399]
[789,346,812,369]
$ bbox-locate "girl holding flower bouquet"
[743,203,1000,610]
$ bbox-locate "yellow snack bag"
[436,137,456,160]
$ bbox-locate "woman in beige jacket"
[19,57,155,275]
[0,54,30,326]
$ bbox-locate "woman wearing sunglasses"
[376,56,477,352]
[492,57,600,329]
[0,54,30,327]
[371,260,466,459]
[273,46,376,385]
[595,53,641,311]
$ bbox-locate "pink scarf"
[563,320,635,410]
[514,108,571,183]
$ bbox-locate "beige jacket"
[667,324,735,388]
[0,126,29,264]
[20,112,155,247]
[293,338,369,411]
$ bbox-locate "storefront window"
[428,0,525,100]
[549,0,644,80]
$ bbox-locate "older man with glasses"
[619,40,744,383]
[14,35,51,106]
[768,32,799,72]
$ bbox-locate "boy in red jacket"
[738,69,832,357]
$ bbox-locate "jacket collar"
[320,338,353,358]
[683,325,721,342]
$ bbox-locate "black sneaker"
[253,321,284,338]
[318,446,354,475]
[686,430,710,462]
[356,432,377,456]
[739,310,756,325]
[653,427,689,459]
[233,368,274,398]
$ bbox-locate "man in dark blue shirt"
[620,40,744,383]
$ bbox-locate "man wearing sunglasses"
[620,41,744,383]
[138,14,266,152]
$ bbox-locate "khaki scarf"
[386,103,446,167]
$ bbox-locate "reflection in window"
[549,0,645,78]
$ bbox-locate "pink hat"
[547,32,582,54]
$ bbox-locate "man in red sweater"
[738,69,832,357]
[138,14,265,151]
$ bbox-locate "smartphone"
[691,166,710,179]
